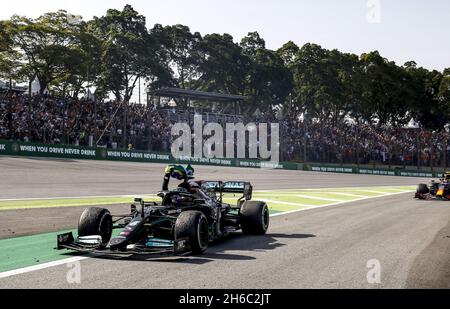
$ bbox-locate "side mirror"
[244,184,253,200]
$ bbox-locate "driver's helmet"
[185,165,194,179]
[165,164,195,180]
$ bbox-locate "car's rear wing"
[202,181,253,200]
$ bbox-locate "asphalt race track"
[0,156,431,198]
[0,156,449,288]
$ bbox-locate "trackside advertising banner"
[237,160,298,170]
[305,164,439,178]
[0,140,282,169]
[177,155,234,166]
[0,140,440,176]
[104,149,171,162]
[12,143,96,159]
[0,140,172,163]
[310,166,354,173]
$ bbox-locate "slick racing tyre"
[417,184,430,195]
[78,207,113,248]
[175,211,209,254]
[239,201,269,235]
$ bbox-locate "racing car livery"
[56,180,269,256]
[415,171,450,200]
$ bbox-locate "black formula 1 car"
[415,172,450,200]
[56,181,269,256]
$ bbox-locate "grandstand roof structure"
[148,87,246,102]
[0,85,27,93]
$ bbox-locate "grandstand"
[1,89,450,171]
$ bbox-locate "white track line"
[259,199,314,207]
[336,189,392,195]
[324,192,368,198]
[0,194,157,202]
[295,195,343,202]
[0,256,89,279]
[271,190,413,217]
[0,189,414,279]
[256,186,415,193]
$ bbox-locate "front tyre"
[175,211,209,254]
[417,184,430,195]
[78,207,113,248]
[240,201,269,235]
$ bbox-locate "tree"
[277,41,299,69]
[403,63,446,130]
[240,31,266,55]
[290,43,347,122]
[0,21,21,85]
[45,20,103,98]
[360,51,411,126]
[240,32,293,113]
[156,24,202,89]
[439,68,450,114]
[196,33,250,95]
[2,11,88,94]
[337,52,366,123]
[91,5,169,102]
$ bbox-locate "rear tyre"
[78,207,113,248]
[239,201,269,235]
[417,184,430,195]
[175,211,209,254]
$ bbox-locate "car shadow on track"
[81,233,316,265]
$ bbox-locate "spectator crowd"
[1,92,450,168]
[276,116,450,167]
[0,92,173,151]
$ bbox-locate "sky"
[2,0,449,102]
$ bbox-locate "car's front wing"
[56,232,191,256]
